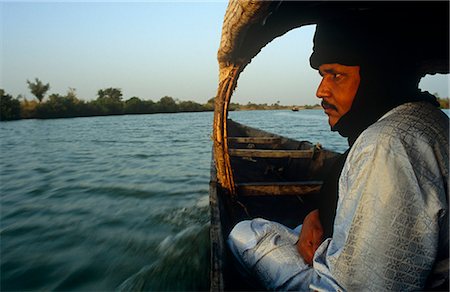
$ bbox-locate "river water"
[2,108,434,291]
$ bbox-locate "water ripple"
[0,110,350,290]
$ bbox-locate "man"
[227,16,449,291]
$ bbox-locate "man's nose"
[316,78,330,99]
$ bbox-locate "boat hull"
[209,120,340,291]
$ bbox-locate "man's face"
[316,64,361,127]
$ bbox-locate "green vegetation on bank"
[1,79,449,121]
[0,79,296,121]
[2,89,215,121]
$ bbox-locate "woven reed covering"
[213,1,449,195]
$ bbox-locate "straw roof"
[213,1,449,194]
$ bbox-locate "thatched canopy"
[213,1,449,194]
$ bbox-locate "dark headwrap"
[309,15,439,237]
[310,15,439,145]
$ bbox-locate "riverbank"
[1,90,319,121]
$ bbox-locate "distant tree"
[67,87,77,100]
[157,96,178,113]
[229,102,239,111]
[20,98,39,119]
[0,89,21,121]
[437,97,449,109]
[97,88,123,101]
[125,97,145,114]
[94,88,123,115]
[178,100,204,112]
[27,78,50,103]
[204,97,215,111]
[34,88,81,119]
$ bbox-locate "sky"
[1,1,448,106]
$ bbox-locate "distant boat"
[292,106,299,111]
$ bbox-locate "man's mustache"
[321,101,338,111]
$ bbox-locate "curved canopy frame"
[213,0,449,195]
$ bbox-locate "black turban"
[309,17,370,69]
[309,14,438,144]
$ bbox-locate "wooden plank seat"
[229,149,314,158]
[236,181,322,196]
[228,137,282,144]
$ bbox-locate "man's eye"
[333,73,342,79]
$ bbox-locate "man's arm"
[297,150,350,264]
[297,209,323,265]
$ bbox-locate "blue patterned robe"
[228,101,449,291]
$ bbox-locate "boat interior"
[210,120,341,290]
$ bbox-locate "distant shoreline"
[3,103,449,122]
[1,87,323,121]
[2,85,447,121]
[0,106,324,122]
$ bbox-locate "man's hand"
[297,209,324,265]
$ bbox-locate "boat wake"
[117,223,210,291]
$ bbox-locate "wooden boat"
[291,106,299,112]
[210,1,448,291]
[210,119,340,290]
